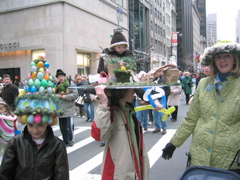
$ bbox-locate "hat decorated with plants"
[202,41,240,65]
[14,56,63,125]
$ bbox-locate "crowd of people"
[0,32,239,179]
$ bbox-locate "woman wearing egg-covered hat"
[162,42,240,171]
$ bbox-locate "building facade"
[0,0,129,83]
[207,13,217,46]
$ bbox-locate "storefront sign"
[0,42,19,49]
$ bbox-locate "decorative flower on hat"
[202,41,240,65]
[14,58,64,126]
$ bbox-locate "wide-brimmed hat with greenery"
[202,41,240,65]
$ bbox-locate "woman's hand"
[95,85,108,107]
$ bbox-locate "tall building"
[176,0,194,71]
[207,14,217,46]
[236,9,240,43]
[193,0,207,39]
[0,0,129,82]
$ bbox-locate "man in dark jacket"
[0,74,19,110]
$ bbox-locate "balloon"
[27,114,34,123]
[34,114,42,123]
[39,68,44,73]
[41,79,48,87]
[22,115,28,124]
[47,87,53,94]
[44,74,49,80]
[30,61,36,66]
[28,73,31,79]
[42,115,49,123]
[32,72,37,79]
[37,72,44,80]
[39,86,45,93]
[134,106,176,121]
[44,62,50,68]
[37,61,44,68]
[28,79,34,86]
[30,86,37,93]
[34,79,41,87]
[31,66,37,72]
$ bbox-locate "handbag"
[75,96,84,107]
[98,72,109,83]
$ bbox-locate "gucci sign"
[0,42,19,49]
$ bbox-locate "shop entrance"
[0,68,21,87]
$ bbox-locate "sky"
[206,0,240,42]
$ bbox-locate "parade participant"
[0,74,19,110]
[162,42,240,171]
[91,85,159,180]
[97,31,133,81]
[0,59,69,179]
[55,69,78,147]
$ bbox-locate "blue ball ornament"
[39,86,45,93]
[27,114,34,123]
[31,66,37,72]
[37,72,44,80]
[31,86,37,93]
[44,62,50,68]
[25,85,30,92]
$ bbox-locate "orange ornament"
[32,72,37,79]
[51,116,57,126]
[44,74,49,80]
[37,61,44,68]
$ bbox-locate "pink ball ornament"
[45,69,49,74]
[28,73,31,79]
[34,114,42,123]
[17,115,23,123]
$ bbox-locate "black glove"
[162,143,176,160]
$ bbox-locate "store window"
[32,50,45,60]
[77,53,91,76]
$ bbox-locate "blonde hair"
[210,54,240,79]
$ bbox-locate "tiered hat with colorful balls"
[14,56,63,125]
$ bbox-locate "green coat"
[171,75,240,170]
[182,76,193,94]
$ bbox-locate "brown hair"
[105,89,129,101]
[210,54,240,78]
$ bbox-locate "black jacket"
[0,83,19,110]
[0,126,69,180]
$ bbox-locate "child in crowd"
[0,101,17,164]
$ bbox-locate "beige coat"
[167,85,182,106]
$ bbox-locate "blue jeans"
[59,117,73,144]
[135,100,149,129]
[84,101,94,120]
[153,110,167,130]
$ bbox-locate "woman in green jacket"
[162,42,240,170]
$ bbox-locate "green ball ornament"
[42,114,49,123]
[28,79,34,86]
[30,62,36,67]
[34,79,41,87]
[41,79,48,87]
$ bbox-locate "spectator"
[162,42,240,171]
[55,69,78,147]
[0,74,19,110]
[181,72,193,104]
[73,74,85,118]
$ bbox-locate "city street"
[53,96,191,180]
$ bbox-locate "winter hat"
[14,58,63,125]
[202,41,240,65]
[55,69,66,78]
[137,71,147,78]
[108,31,129,51]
